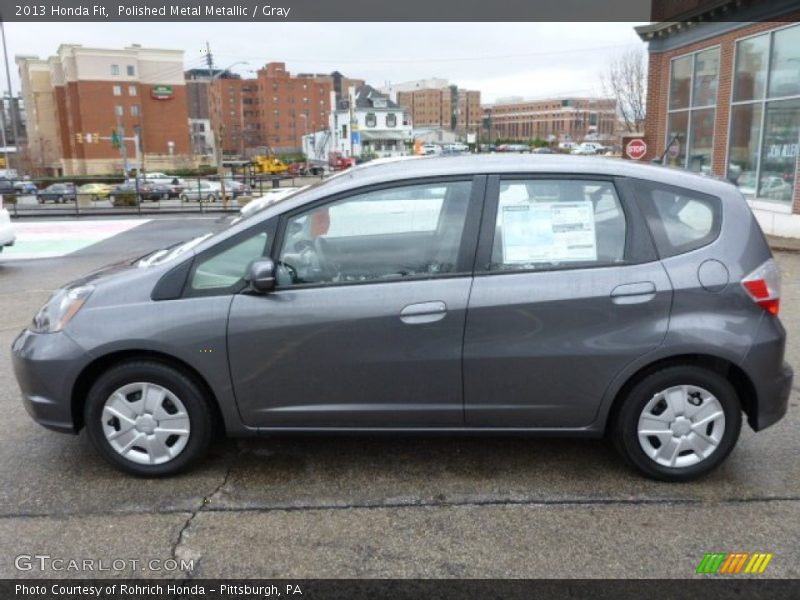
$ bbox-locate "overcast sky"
[3,22,645,103]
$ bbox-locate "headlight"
[30,284,94,333]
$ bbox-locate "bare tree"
[601,49,647,134]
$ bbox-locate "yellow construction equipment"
[252,154,289,175]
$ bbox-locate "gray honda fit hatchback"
[12,155,792,480]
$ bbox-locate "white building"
[304,85,412,161]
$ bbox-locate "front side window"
[191,230,270,291]
[277,181,471,286]
[666,47,719,173]
[490,179,626,271]
[729,25,799,203]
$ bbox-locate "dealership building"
[637,0,800,236]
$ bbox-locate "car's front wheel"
[84,361,213,476]
[613,365,742,481]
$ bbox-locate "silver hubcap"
[637,384,725,468]
[101,382,191,466]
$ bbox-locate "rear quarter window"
[632,179,722,258]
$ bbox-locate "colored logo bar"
[696,552,773,574]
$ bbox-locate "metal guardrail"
[1,173,324,218]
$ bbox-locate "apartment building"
[16,44,193,176]
[208,62,364,155]
[396,83,481,135]
[636,0,800,235]
[483,97,618,143]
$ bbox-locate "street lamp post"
[210,61,248,207]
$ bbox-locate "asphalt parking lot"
[0,216,798,579]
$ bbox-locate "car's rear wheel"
[613,365,741,481]
[84,361,213,476]
[207,194,217,202]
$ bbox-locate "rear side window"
[633,180,722,257]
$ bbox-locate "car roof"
[286,154,737,205]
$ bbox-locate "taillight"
[742,258,781,316]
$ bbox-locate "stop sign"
[626,138,647,160]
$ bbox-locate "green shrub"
[2,193,17,205]
[112,193,138,207]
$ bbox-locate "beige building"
[16,56,61,174]
[17,44,194,176]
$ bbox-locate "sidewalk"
[769,235,800,253]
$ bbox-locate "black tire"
[613,365,742,482]
[179,194,189,203]
[84,361,214,476]
[207,194,217,202]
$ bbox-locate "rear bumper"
[742,316,794,431]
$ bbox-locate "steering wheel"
[276,260,299,284]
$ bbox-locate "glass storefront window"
[689,109,715,174]
[669,55,692,110]
[768,25,800,98]
[758,99,799,201]
[693,48,720,107]
[727,104,763,194]
[729,25,799,204]
[734,33,769,102]
[665,111,688,167]
[667,48,719,172]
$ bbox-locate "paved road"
[0,217,798,579]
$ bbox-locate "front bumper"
[11,328,89,433]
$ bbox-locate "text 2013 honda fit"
[12,156,793,480]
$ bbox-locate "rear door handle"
[400,301,447,324]
[610,282,657,304]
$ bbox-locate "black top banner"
[1,0,798,22]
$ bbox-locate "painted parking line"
[2,219,150,260]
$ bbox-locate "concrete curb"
[768,236,800,254]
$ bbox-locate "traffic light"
[75,133,84,144]
[111,130,121,149]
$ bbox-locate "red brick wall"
[643,17,800,214]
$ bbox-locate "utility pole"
[206,42,228,207]
[0,22,19,175]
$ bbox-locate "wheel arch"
[71,349,226,434]
[603,353,757,435]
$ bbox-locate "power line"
[211,43,634,66]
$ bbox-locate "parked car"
[420,144,441,156]
[78,182,114,200]
[223,178,253,197]
[573,142,606,155]
[288,162,326,176]
[13,180,38,195]
[0,198,14,252]
[112,181,170,202]
[38,183,77,204]
[179,180,228,202]
[11,155,792,480]
[532,147,555,154]
[0,178,15,195]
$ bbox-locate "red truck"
[329,152,356,170]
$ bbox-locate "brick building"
[637,0,800,235]
[209,62,363,155]
[16,44,194,176]
[395,83,481,136]
[483,97,618,143]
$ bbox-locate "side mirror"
[246,258,276,293]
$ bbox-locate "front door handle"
[400,301,447,324]
[610,282,657,304]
